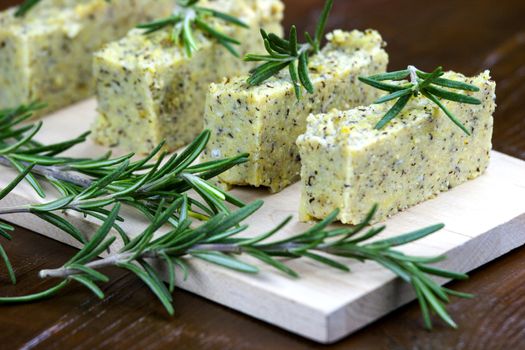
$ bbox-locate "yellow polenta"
[297,71,496,224]
[0,0,173,116]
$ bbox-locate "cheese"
[92,0,284,154]
[0,0,172,116]
[202,30,388,192]
[297,70,496,224]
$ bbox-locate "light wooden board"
[1,99,525,343]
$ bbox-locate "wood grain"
[1,0,525,348]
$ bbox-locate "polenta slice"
[297,71,496,224]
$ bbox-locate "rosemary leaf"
[196,7,249,29]
[425,85,482,105]
[34,212,87,244]
[358,77,409,92]
[14,0,41,17]
[369,69,410,81]
[160,252,177,293]
[0,163,35,200]
[70,275,105,299]
[0,244,16,284]
[247,61,290,86]
[373,88,412,104]
[245,248,298,277]
[415,278,457,329]
[442,287,475,299]
[290,26,298,56]
[416,71,480,92]
[68,263,110,283]
[414,283,433,329]
[416,66,444,91]
[119,261,175,315]
[289,61,302,100]
[422,91,472,136]
[418,265,468,280]
[191,251,259,273]
[303,251,350,272]
[298,52,314,93]
[4,157,45,198]
[371,223,444,248]
[375,94,411,130]
[314,0,334,51]
[0,280,69,303]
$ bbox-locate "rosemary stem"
[39,249,168,279]
[0,155,93,188]
[39,252,135,279]
[299,43,312,56]
[39,167,93,188]
[0,207,31,215]
[190,242,321,254]
[180,7,197,21]
[190,244,245,254]
[38,268,71,279]
[408,65,419,85]
[38,242,302,280]
[88,252,133,268]
[37,241,360,280]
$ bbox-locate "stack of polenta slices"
[0,0,495,225]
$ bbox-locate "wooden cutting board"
[1,99,525,344]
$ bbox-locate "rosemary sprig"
[14,0,41,17]
[0,202,470,329]
[359,65,482,135]
[137,0,249,57]
[0,103,248,282]
[244,0,334,99]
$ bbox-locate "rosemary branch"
[359,65,482,134]
[0,157,93,188]
[1,201,471,329]
[244,0,334,100]
[137,0,249,57]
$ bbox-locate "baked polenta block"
[0,0,173,116]
[297,70,496,225]
[92,0,284,154]
[203,30,388,192]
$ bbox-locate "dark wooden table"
[1,0,525,349]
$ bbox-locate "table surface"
[1,0,524,349]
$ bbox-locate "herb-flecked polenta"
[92,0,284,154]
[297,70,496,225]
[202,30,388,193]
[0,0,172,116]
